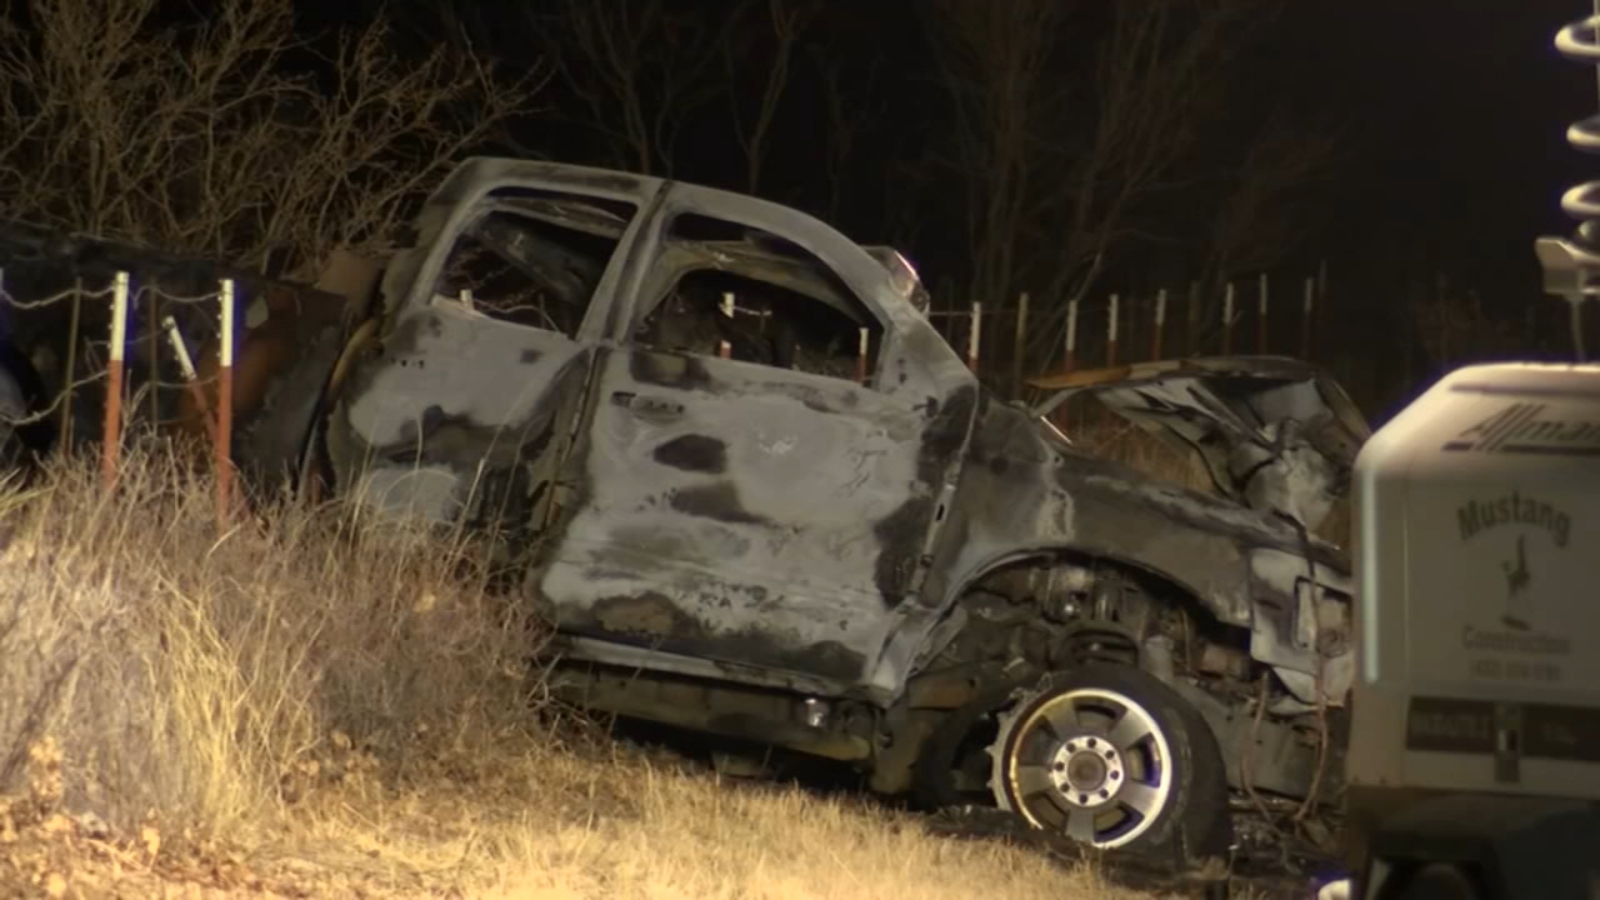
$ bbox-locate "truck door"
[327,184,655,536]
[536,185,975,693]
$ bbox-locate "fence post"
[163,315,217,445]
[967,301,982,372]
[101,271,130,492]
[856,327,870,385]
[61,277,82,450]
[1301,276,1315,359]
[1106,293,1120,366]
[719,291,735,358]
[1012,292,1029,399]
[1186,280,1200,356]
[1436,271,1451,368]
[1222,282,1235,356]
[217,279,236,528]
[1065,298,1079,373]
[1317,259,1330,340]
[1258,272,1269,355]
[1151,288,1167,360]
[147,284,160,427]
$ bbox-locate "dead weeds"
[0,449,1176,899]
[1062,405,1351,545]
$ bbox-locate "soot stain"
[669,482,771,526]
[870,384,978,608]
[653,434,728,474]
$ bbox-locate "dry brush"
[0,0,539,279]
[0,450,1171,898]
[0,448,542,834]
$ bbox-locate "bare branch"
[539,0,723,177]
[813,51,885,222]
[725,0,820,195]
[1025,0,1276,363]
[0,0,540,277]
[925,0,1061,315]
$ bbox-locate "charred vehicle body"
[1,160,1371,863]
[304,161,1371,861]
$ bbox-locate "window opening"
[634,213,883,386]
[431,190,637,337]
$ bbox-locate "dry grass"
[0,448,1172,899]
[1064,416,1214,494]
[1064,408,1352,546]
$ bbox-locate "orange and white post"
[216,279,236,527]
[1064,298,1079,373]
[1301,276,1315,359]
[162,315,217,445]
[718,291,734,360]
[100,271,129,492]
[1105,293,1120,366]
[966,301,982,371]
[1257,272,1270,355]
[1151,288,1167,359]
[1222,283,1236,355]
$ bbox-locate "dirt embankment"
[0,452,1172,900]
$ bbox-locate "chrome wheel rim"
[991,686,1175,849]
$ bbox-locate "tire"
[911,677,1030,811]
[988,663,1232,866]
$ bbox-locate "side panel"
[542,347,937,685]
[537,184,976,697]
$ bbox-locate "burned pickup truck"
[278,160,1371,862]
[0,159,1371,863]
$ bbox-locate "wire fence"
[924,263,1580,421]
[0,251,1576,529]
[0,265,271,526]
[926,267,1335,405]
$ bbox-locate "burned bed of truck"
[0,159,1370,871]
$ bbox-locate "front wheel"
[988,663,1231,863]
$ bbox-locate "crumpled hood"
[1029,355,1371,535]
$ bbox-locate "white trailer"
[1342,362,1600,898]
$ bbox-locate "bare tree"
[1026,0,1272,363]
[812,52,885,223]
[723,0,820,196]
[532,0,724,177]
[925,0,1061,317]
[0,0,540,278]
[926,0,1312,370]
[1187,110,1350,345]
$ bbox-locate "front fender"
[916,400,1353,703]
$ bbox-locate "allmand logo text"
[1442,403,1600,457]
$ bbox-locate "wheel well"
[899,549,1341,809]
[933,549,1251,678]
[882,550,1257,795]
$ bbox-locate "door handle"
[610,391,684,419]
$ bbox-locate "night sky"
[366,0,1600,294]
[34,0,1600,419]
[354,1,1598,316]
[1306,0,1592,294]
